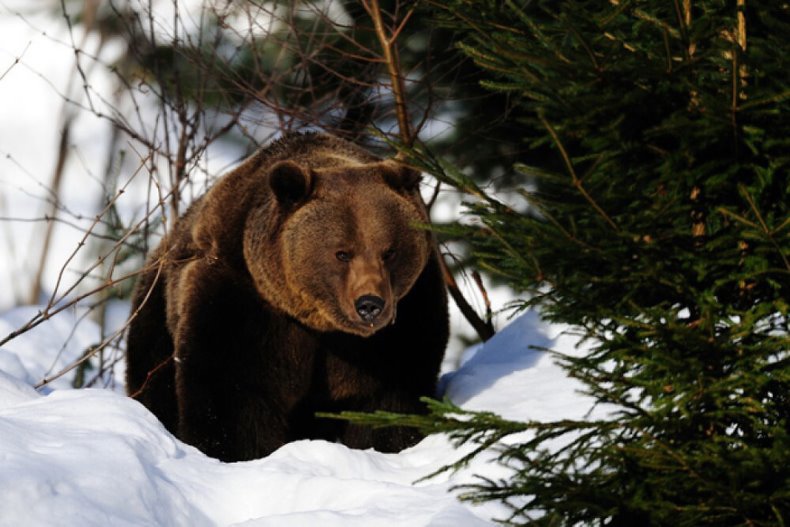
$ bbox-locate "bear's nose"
[355,295,385,323]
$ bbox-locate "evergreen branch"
[632,8,682,39]
[388,136,498,205]
[717,207,759,230]
[563,16,599,71]
[739,89,790,110]
[772,217,790,235]
[517,191,598,251]
[479,223,542,279]
[538,113,619,231]
[738,185,790,271]
[319,397,615,484]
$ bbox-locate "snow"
[0,307,593,526]
[444,311,593,422]
[0,306,101,390]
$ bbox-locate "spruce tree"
[334,1,790,524]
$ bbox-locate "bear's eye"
[382,248,396,262]
[336,251,352,263]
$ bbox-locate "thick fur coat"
[125,133,449,462]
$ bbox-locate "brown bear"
[125,133,449,462]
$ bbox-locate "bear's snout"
[355,295,385,323]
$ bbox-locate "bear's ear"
[269,160,314,207]
[380,161,422,193]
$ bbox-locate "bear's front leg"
[170,260,289,461]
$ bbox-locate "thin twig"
[0,41,30,82]
[33,263,163,388]
[29,118,72,304]
[365,0,413,147]
[441,252,496,342]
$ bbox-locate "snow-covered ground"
[0,307,592,526]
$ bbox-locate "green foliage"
[356,1,790,525]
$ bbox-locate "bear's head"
[243,159,431,337]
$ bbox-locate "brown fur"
[125,133,449,461]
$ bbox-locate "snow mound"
[0,309,592,526]
[0,306,101,391]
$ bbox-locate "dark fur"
[125,133,448,462]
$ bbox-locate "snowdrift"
[0,308,592,526]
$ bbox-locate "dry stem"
[364,0,495,341]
